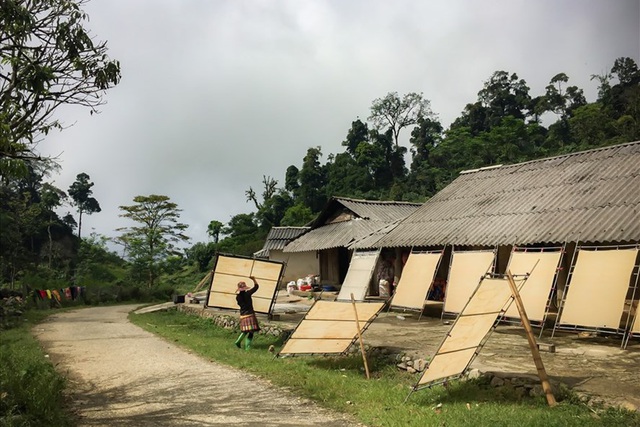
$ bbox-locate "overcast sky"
[39,0,640,250]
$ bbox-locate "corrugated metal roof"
[284,198,421,253]
[284,219,384,252]
[372,141,640,248]
[255,226,310,256]
[336,198,423,222]
[349,220,403,250]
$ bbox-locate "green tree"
[245,175,278,210]
[591,72,613,104]
[607,57,640,141]
[479,116,538,164]
[342,119,369,155]
[409,116,443,167]
[207,220,223,244]
[221,213,258,239]
[361,129,406,192]
[246,176,295,229]
[297,147,327,213]
[477,71,531,127]
[324,120,375,198]
[257,191,294,229]
[568,103,615,149]
[450,101,490,135]
[75,232,123,286]
[184,241,216,272]
[324,151,372,198]
[284,165,300,194]
[406,116,443,197]
[39,183,67,268]
[611,57,640,87]
[0,184,35,286]
[544,73,586,119]
[217,213,264,256]
[280,203,315,226]
[68,172,101,240]
[0,162,77,286]
[117,195,189,288]
[0,0,121,177]
[368,92,433,147]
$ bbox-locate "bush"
[0,290,27,330]
[19,268,69,291]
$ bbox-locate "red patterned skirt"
[240,314,260,332]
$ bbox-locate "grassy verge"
[130,309,639,427]
[0,310,73,427]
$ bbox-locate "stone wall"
[177,304,290,338]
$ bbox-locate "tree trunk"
[78,209,83,240]
[48,215,53,268]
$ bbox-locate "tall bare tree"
[368,92,433,147]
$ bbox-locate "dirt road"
[33,305,360,427]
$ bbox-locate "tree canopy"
[0,0,121,177]
[117,195,189,287]
[368,92,433,147]
[68,172,101,239]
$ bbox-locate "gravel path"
[33,305,361,427]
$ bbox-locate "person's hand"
[249,275,257,283]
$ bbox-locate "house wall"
[320,248,340,285]
[269,250,319,286]
[319,247,352,285]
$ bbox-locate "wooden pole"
[193,271,212,294]
[350,293,371,379]
[506,270,557,407]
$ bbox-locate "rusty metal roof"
[371,141,640,248]
[284,197,421,252]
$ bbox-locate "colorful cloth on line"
[239,314,260,332]
[34,286,85,301]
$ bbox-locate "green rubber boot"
[245,336,253,351]
[235,332,246,348]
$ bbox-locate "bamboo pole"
[506,270,557,407]
[350,293,371,379]
[193,270,212,293]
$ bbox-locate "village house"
[281,197,421,286]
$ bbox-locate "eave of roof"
[283,219,383,252]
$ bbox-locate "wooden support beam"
[506,270,557,407]
[351,293,371,379]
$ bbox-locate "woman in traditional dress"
[234,275,260,350]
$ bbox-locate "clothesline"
[33,286,86,303]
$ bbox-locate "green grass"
[0,310,73,427]
[130,309,640,427]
